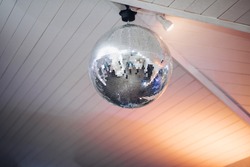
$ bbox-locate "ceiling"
[0,0,249,167]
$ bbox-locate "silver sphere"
[89,24,173,108]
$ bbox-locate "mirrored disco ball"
[89,24,173,108]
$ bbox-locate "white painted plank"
[85,81,206,157]
[185,52,250,64]
[168,42,250,64]
[170,0,195,10]
[7,7,118,149]
[12,17,120,156]
[201,70,250,86]
[203,144,250,167]
[0,0,97,126]
[243,106,250,113]
[111,0,250,33]
[0,0,102,120]
[153,0,174,7]
[218,83,250,96]
[0,0,17,32]
[103,105,232,167]
[201,136,250,166]
[165,25,250,52]
[0,0,47,88]
[79,85,208,147]
[21,96,113,166]
[13,0,103,114]
[219,0,250,22]
[124,74,192,120]
[141,0,154,2]
[151,95,218,131]
[0,0,65,111]
[19,72,192,165]
[179,54,250,75]
[164,41,250,124]
[5,6,120,161]
[137,81,202,122]
[226,154,250,167]
[13,89,98,162]
[0,1,250,166]
[185,0,217,14]
[167,115,243,166]
[203,0,239,18]
[115,66,185,119]
[193,127,250,166]
[96,95,220,167]
[236,10,250,25]
[142,103,227,150]
[0,0,68,139]
[232,94,250,106]
[0,0,32,63]
[183,126,250,166]
[133,75,195,120]
[12,91,101,163]
[0,0,110,142]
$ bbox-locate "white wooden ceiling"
[0,0,250,167]
[143,0,250,26]
[113,0,250,33]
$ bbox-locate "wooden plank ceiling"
[112,0,250,33]
[0,0,249,167]
[141,0,250,26]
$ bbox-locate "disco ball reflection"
[89,24,173,108]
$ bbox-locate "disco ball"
[89,24,173,108]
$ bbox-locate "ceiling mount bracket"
[119,5,137,22]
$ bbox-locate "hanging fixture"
[156,14,174,31]
[89,5,173,108]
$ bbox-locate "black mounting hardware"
[119,5,137,22]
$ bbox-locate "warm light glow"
[156,15,174,31]
[166,23,174,32]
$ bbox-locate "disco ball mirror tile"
[89,24,173,108]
